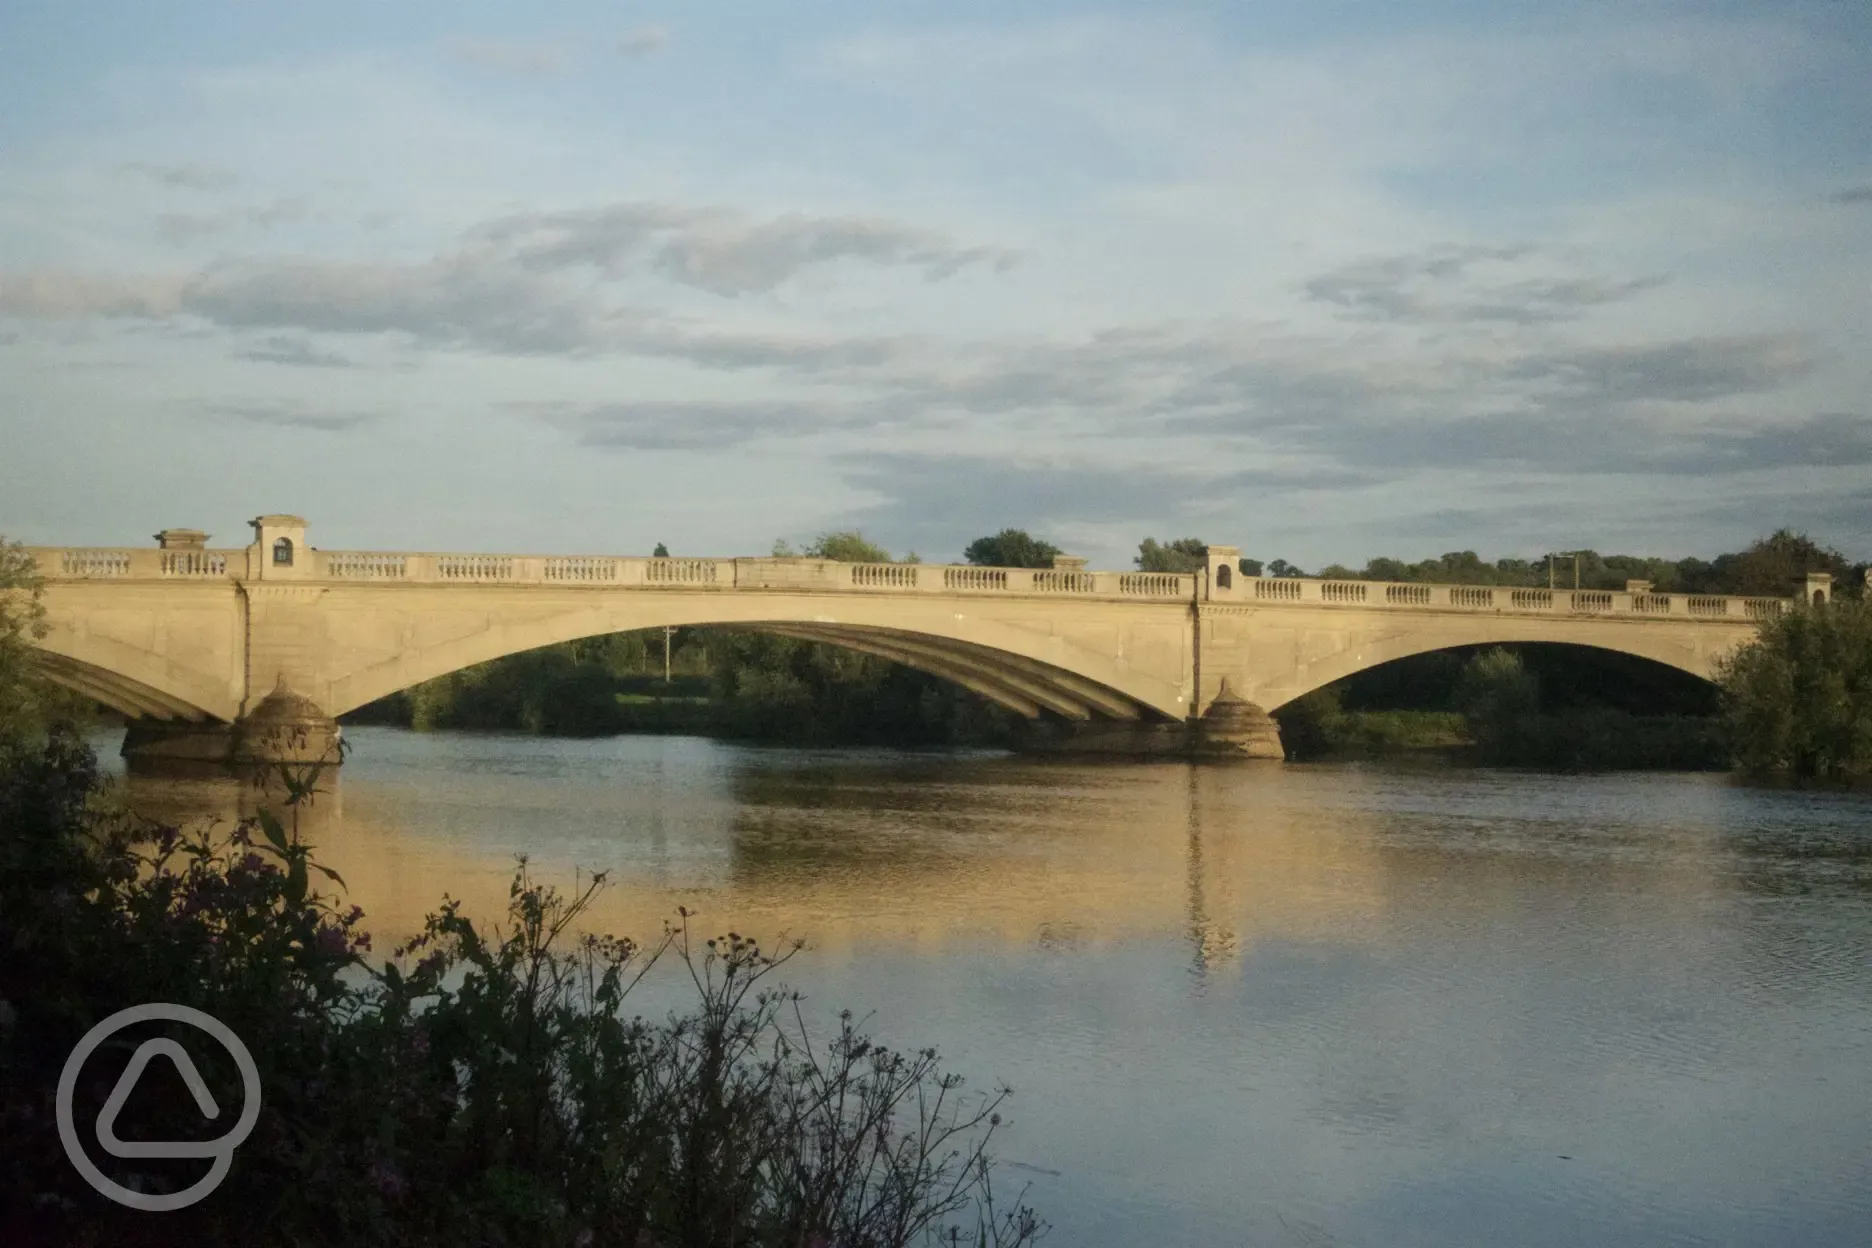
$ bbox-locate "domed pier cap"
[233,677,342,766]
[1198,678,1284,759]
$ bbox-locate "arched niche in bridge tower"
[1203,544,1243,601]
[1806,572,1833,606]
[248,514,312,580]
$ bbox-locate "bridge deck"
[28,547,1794,623]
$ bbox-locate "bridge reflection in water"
[105,729,1728,979]
[94,728,1872,1246]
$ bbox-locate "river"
[99,726,1872,1247]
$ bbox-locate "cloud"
[444,37,569,75]
[1829,185,1872,206]
[473,202,1018,295]
[521,399,883,450]
[831,452,1369,556]
[618,25,669,57]
[0,200,1013,364]
[0,271,187,317]
[1304,245,1668,325]
[156,197,314,243]
[1505,334,1817,404]
[234,334,358,368]
[120,161,237,192]
[1166,330,1837,477]
[205,401,379,432]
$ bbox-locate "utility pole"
[663,626,674,684]
[1548,551,1581,590]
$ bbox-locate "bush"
[1721,597,1872,777]
[0,737,1044,1246]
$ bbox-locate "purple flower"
[367,1159,405,1200]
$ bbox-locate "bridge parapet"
[32,548,241,581]
[26,545,1793,620]
[1231,575,1789,621]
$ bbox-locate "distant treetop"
[964,529,1062,569]
[1134,537,1207,574]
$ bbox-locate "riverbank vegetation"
[1274,647,1729,770]
[0,553,1044,1246]
[1720,595,1872,778]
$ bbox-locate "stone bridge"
[21,515,1816,765]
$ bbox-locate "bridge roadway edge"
[26,534,1789,770]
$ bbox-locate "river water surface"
[103,727,1872,1247]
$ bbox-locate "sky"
[1,0,1868,569]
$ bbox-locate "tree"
[1238,557,1264,577]
[1720,596,1872,776]
[963,529,1062,569]
[1135,538,1207,573]
[1701,529,1855,597]
[0,539,52,748]
[805,531,894,563]
[652,542,670,558]
[1454,648,1541,762]
[1266,558,1306,579]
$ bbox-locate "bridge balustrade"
[1033,569,1095,593]
[57,550,136,578]
[544,557,618,583]
[645,558,720,585]
[850,563,917,589]
[24,544,1799,622]
[945,567,1009,591]
[326,553,408,580]
[1119,573,1184,597]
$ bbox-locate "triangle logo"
[96,1038,225,1159]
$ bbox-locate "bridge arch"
[1257,626,1728,712]
[1212,605,1753,714]
[321,594,1190,723]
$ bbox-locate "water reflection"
[94,728,1872,1247]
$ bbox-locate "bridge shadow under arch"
[339,619,1178,729]
[1292,640,1722,718]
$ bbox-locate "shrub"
[0,737,1044,1246]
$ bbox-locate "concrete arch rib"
[29,652,214,722]
[322,592,1189,720]
[843,626,1143,719]
[756,624,1096,719]
[28,632,237,722]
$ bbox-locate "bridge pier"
[1019,687,1286,762]
[1193,682,1285,760]
[121,684,343,777]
